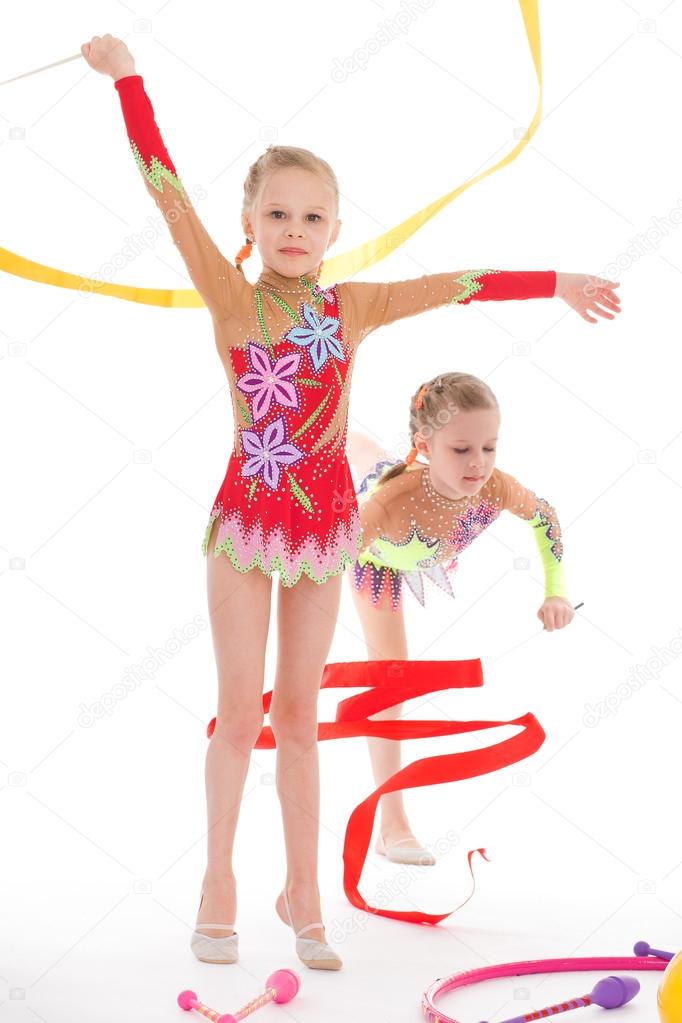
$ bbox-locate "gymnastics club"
[478,974,639,1023]
[0,53,82,87]
[633,940,675,962]
[178,969,300,1023]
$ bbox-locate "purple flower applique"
[236,343,301,422]
[241,416,304,491]
[285,304,345,373]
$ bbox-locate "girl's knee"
[269,705,318,746]
[212,709,264,750]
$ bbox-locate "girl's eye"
[453,447,496,454]
[270,211,322,222]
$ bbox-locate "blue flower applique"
[284,303,345,373]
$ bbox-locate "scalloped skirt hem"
[201,504,363,588]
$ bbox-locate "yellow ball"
[658,950,682,1022]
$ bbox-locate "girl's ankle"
[380,817,410,833]
[285,879,319,892]
[203,872,236,888]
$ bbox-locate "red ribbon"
[207,658,545,924]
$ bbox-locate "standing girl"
[347,372,574,866]
[80,33,619,971]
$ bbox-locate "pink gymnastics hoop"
[422,955,667,1023]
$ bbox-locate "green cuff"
[529,510,567,599]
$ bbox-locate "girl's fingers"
[595,296,620,312]
[586,300,614,319]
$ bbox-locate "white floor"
[2,848,679,1022]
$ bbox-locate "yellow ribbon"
[0,0,541,304]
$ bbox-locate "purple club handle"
[633,940,675,962]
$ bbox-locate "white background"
[1,1,681,1021]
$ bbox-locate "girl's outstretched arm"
[492,468,574,631]
[337,268,620,342]
[81,34,247,319]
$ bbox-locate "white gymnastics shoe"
[376,833,436,866]
[276,888,342,971]
[190,888,239,964]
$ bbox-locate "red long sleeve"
[113,74,246,317]
[337,268,556,340]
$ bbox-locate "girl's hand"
[554,272,621,323]
[537,596,575,632]
[80,34,136,80]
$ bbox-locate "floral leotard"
[114,73,558,587]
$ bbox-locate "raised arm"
[337,269,556,342]
[81,35,247,318]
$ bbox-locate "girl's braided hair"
[376,372,500,487]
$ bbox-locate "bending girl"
[347,372,573,865]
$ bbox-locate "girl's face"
[242,167,341,279]
[414,406,500,499]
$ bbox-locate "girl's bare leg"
[197,517,273,936]
[269,570,343,944]
[348,568,424,851]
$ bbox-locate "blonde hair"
[376,372,500,488]
[235,145,339,272]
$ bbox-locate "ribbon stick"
[0,0,543,304]
[207,658,546,924]
[0,52,82,88]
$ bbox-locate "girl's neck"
[256,262,321,293]
[422,464,470,504]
